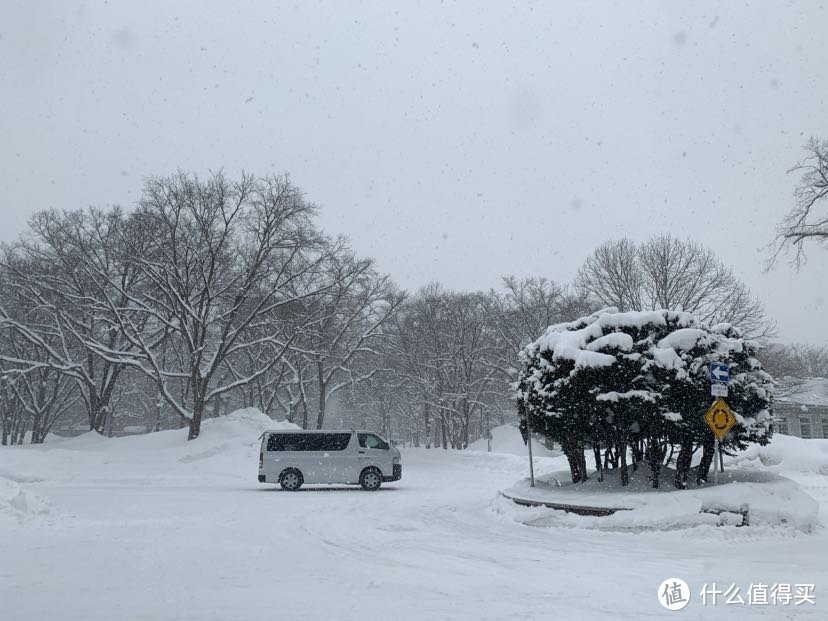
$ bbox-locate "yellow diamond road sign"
[704,398,736,440]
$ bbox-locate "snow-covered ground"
[2,412,827,620]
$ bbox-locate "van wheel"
[279,468,303,491]
[360,468,382,491]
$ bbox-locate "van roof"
[261,429,378,435]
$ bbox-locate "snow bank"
[731,434,828,475]
[54,408,293,451]
[177,408,297,464]
[467,425,558,457]
[199,407,295,442]
[0,476,50,525]
[0,409,299,487]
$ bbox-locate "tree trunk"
[619,439,629,486]
[14,419,28,445]
[212,392,222,419]
[617,411,629,486]
[188,398,205,440]
[30,412,44,445]
[647,435,664,488]
[93,401,112,435]
[424,402,431,449]
[564,448,582,483]
[562,437,588,483]
[673,439,694,489]
[88,392,99,431]
[300,392,308,429]
[154,392,164,431]
[696,433,716,485]
[593,444,603,482]
[631,438,643,472]
[316,360,326,430]
[461,399,470,449]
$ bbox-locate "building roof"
[776,377,828,407]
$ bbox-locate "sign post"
[526,415,535,487]
[706,362,732,485]
[704,398,736,485]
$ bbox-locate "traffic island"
[496,464,818,532]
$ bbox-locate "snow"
[650,344,684,370]
[2,410,828,619]
[527,309,741,374]
[467,424,559,457]
[732,433,828,475]
[586,332,634,352]
[596,390,656,403]
[122,425,149,434]
[657,328,709,351]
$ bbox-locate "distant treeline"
[0,171,776,446]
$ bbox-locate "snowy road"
[2,421,827,620]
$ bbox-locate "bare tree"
[0,371,18,445]
[387,284,448,448]
[771,137,828,267]
[575,239,643,311]
[440,291,499,448]
[577,235,774,339]
[74,171,351,440]
[0,333,79,443]
[487,276,593,380]
[0,208,142,432]
[761,342,828,379]
[388,286,500,449]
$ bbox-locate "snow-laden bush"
[515,308,773,489]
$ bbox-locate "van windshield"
[358,433,389,450]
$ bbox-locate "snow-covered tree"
[0,208,142,433]
[0,336,79,444]
[515,308,774,488]
[90,171,343,440]
[295,253,403,430]
[388,286,502,449]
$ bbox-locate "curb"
[499,491,630,516]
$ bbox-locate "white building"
[774,377,828,439]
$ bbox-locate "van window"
[358,433,389,450]
[267,433,351,451]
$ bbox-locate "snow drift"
[467,424,559,457]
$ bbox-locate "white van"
[258,430,402,491]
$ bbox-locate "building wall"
[774,403,828,439]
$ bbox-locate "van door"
[356,432,393,477]
[317,432,355,483]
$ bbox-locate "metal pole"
[718,441,724,474]
[713,438,719,486]
[486,408,491,453]
[526,416,535,487]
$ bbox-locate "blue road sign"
[709,362,730,383]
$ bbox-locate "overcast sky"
[1,1,826,344]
